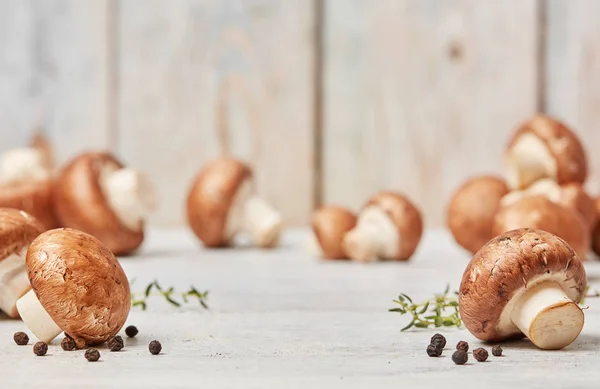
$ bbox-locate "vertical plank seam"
[312,0,324,210]
[537,0,548,113]
[107,0,119,152]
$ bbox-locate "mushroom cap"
[507,114,587,186]
[26,228,130,347]
[592,197,600,257]
[560,183,596,230]
[0,180,57,230]
[53,152,143,255]
[364,191,423,260]
[447,176,508,254]
[311,206,357,259]
[459,228,586,342]
[493,196,589,259]
[186,157,252,247]
[0,208,45,260]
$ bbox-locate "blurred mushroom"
[310,206,357,259]
[186,157,282,248]
[592,197,600,257]
[459,228,586,350]
[16,228,130,347]
[493,195,589,259]
[447,176,508,254]
[53,152,156,255]
[343,191,422,262]
[505,114,587,190]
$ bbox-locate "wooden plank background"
[0,0,598,228]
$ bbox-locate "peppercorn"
[492,345,503,357]
[85,348,100,362]
[426,343,442,357]
[430,333,446,349]
[125,325,138,338]
[13,332,29,346]
[456,340,469,352]
[452,350,468,365]
[149,340,162,355]
[473,347,488,362]
[107,335,124,352]
[33,342,48,356]
[61,336,76,351]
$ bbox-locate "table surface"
[3,228,600,389]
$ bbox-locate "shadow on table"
[495,332,600,352]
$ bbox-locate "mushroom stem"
[103,168,156,230]
[510,281,584,350]
[16,289,61,343]
[506,133,556,189]
[343,206,398,262]
[0,148,50,184]
[240,195,282,247]
[0,250,31,318]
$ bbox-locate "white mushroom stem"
[343,206,399,262]
[0,148,50,183]
[102,168,157,230]
[510,281,584,350]
[506,133,557,190]
[0,249,32,318]
[16,289,62,343]
[501,178,561,207]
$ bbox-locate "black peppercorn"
[492,345,503,357]
[107,335,124,352]
[452,350,468,365]
[456,340,469,352]
[473,347,488,362]
[149,340,162,355]
[426,343,442,357]
[61,336,76,351]
[125,325,138,338]
[33,342,48,356]
[13,332,29,346]
[85,348,100,362]
[430,333,446,349]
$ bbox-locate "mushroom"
[53,152,155,255]
[505,114,587,190]
[493,195,589,259]
[0,209,44,318]
[16,228,130,347]
[343,191,422,262]
[501,178,596,230]
[447,176,508,254]
[592,197,600,257]
[186,157,283,248]
[310,206,357,259]
[459,228,586,350]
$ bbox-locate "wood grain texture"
[545,0,600,196]
[323,0,540,227]
[117,0,316,226]
[0,0,112,160]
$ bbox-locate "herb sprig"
[389,285,461,331]
[130,280,209,311]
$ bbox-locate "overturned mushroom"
[459,228,586,350]
[343,191,422,262]
[447,176,508,254]
[493,195,589,259]
[16,228,130,347]
[186,157,282,248]
[310,206,357,259]
[0,209,44,318]
[53,152,155,255]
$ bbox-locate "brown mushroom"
[447,176,508,254]
[310,206,357,259]
[343,191,422,262]
[501,179,596,230]
[459,228,586,350]
[592,197,600,257]
[0,209,44,318]
[186,157,283,248]
[53,152,155,255]
[493,195,589,259]
[16,228,130,347]
[505,114,587,190]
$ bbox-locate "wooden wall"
[0,0,599,228]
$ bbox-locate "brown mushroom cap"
[0,208,45,259]
[493,196,589,259]
[447,176,508,254]
[186,157,252,247]
[560,183,596,230]
[592,197,600,257]
[311,206,357,259]
[506,114,587,188]
[53,152,143,255]
[459,228,586,342]
[26,228,130,347]
[363,191,423,260]
[0,180,57,230]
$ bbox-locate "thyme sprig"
[130,279,209,311]
[389,285,462,331]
